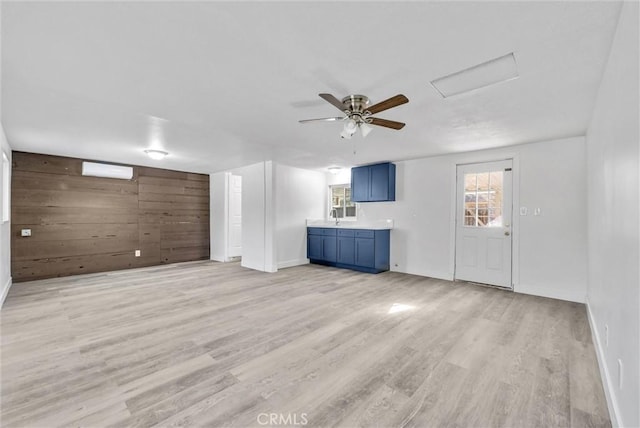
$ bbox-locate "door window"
[463,171,503,227]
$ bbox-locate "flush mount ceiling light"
[144,149,168,160]
[430,53,519,98]
[327,166,342,174]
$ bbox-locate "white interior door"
[455,160,513,288]
[228,174,242,258]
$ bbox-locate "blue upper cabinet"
[351,162,396,202]
[351,167,370,202]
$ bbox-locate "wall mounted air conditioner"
[82,161,133,180]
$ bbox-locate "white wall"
[230,161,277,273]
[355,136,588,303]
[585,2,639,427]
[0,123,12,307]
[211,162,326,272]
[516,139,588,302]
[210,172,229,262]
[274,164,326,269]
[327,168,351,187]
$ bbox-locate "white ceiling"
[1,1,622,174]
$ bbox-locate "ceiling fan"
[299,93,409,139]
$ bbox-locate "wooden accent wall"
[11,152,209,281]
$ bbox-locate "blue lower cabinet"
[307,228,337,263]
[355,238,375,268]
[307,235,323,260]
[337,237,355,265]
[307,227,390,274]
[323,236,337,262]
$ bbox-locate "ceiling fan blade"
[299,117,345,123]
[319,93,347,112]
[366,94,409,115]
[369,117,406,130]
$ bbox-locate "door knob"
[504,231,510,236]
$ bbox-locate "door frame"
[227,173,242,259]
[449,155,520,290]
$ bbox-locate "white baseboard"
[1,276,12,309]
[241,260,277,273]
[277,259,309,269]
[211,254,241,263]
[391,266,453,282]
[211,254,226,262]
[586,301,620,427]
[514,282,585,303]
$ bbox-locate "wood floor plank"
[337,383,410,428]
[569,340,611,421]
[0,261,610,427]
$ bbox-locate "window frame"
[329,183,357,221]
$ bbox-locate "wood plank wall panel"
[11,152,210,281]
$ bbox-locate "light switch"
[21,229,31,237]
[519,207,527,216]
[534,208,542,216]
[135,250,141,257]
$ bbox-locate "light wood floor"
[1,261,610,427]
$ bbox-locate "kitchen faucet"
[330,209,340,225]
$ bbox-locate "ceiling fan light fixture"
[360,122,373,138]
[341,118,358,139]
[340,129,353,139]
[345,118,358,133]
[144,149,169,160]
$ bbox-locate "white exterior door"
[228,174,242,258]
[455,160,513,288]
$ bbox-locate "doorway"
[455,160,513,289]
[227,174,242,260]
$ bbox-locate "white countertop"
[306,219,394,230]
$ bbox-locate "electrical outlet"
[618,359,623,389]
[135,250,141,257]
[605,324,609,347]
[21,229,31,237]
[519,207,528,216]
[534,207,542,216]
